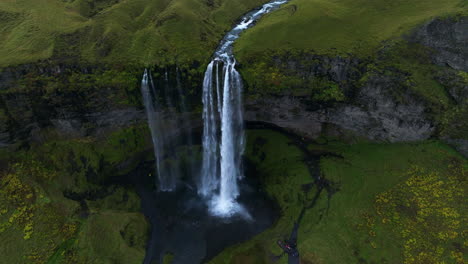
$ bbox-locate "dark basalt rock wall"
[0,64,146,146]
[410,16,468,71]
[326,74,434,142]
[245,55,436,143]
[245,73,434,143]
[0,63,203,147]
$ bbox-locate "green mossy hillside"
[374,163,465,263]
[0,124,152,264]
[0,0,269,67]
[71,211,148,264]
[1,0,465,70]
[234,0,467,60]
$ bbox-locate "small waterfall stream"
[141,69,193,192]
[199,0,288,217]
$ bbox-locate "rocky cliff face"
[326,74,434,142]
[410,17,468,71]
[0,63,205,149]
[245,73,434,143]
[0,64,146,147]
[245,55,436,142]
[246,15,467,151]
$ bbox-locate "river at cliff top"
[129,158,279,264]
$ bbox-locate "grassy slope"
[0,0,268,67]
[213,130,467,264]
[1,0,466,67]
[0,0,87,66]
[0,125,152,264]
[299,141,466,263]
[234,0,467,60]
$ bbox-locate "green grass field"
[234,0,467,61]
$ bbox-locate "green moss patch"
[70,212,148,264]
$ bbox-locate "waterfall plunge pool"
[128,152,280,264]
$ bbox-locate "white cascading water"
[199,0,288,217]
[141,69,178,192]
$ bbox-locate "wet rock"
[50,119,86,138]
[410,17,468,71]
[1,89,143,143]
[0,63,147,145]
[443,138,468,158]
[0,108,10,146]
[435,69,468,105]
[327,75,434,142]
[245,96,323,139]
[245,74,435,142]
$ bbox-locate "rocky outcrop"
[410,17,468,71]
[0,63,205,147]
[443,138,468,158]
[327,75,434,142]
[2,89,146,144]
[0,109,9,147]
[436,69,468,105]
[0,64,147,146]
[410,16,468,156]
[245,74,434,142]
[245,96,323,139]
[246,16,467,147]
[272,55,362,83]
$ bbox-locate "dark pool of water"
[129,161,279,264]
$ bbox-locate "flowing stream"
[199,0,289,217]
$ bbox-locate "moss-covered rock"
[72,211,148,264]
[0,122,152,264]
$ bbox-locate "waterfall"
[199,62,219,197]
[141,69,191,192]
[199,0,288,217]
